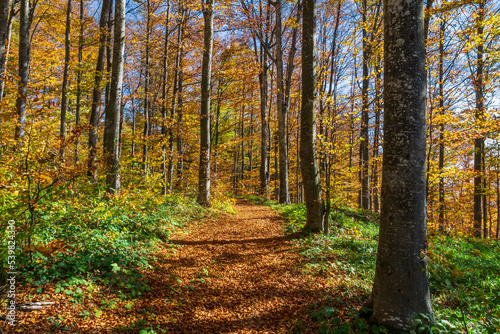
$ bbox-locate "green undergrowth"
[1,182,209,300]
[249,197,500,333]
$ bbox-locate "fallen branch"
[0,302,55,319]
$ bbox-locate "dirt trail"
[141,200,335,333]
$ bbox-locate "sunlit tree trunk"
[301,0,327,233]
[60,0,72,158]
[103,0,125,193]
[197,0,213,206]
[88,0,112,179]
[366,0,434,329]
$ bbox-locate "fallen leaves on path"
[2,200,363,333]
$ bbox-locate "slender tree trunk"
[366,0,434,329]
[177,59,184,185]
[0,0,11,102]
[103,0,125,193]
[104,2,113,109]
[259,51,270,199]
[142,0,151,174]
[359,0,370,210]
[60,0,72,158]
[75,0,84,163]
[275,0,289,204]
[372,61,381,213]
[301,0,327,233]
[161,1,170,195]
[438,17,445,232]
[15,0,30,148]
[88,0,112,179]
[473,0,485,238]
[168,9,184,192]
[496,153,499,239]
[197,0,214,206]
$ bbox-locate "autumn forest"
[0,0,500,332]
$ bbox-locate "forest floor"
[3,199,365,333]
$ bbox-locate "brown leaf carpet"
[3,200,361,333]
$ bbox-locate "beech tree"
[103,0,126,193]
[300,0,327,233]
[197,0,214,206]
[15,0,30,147]
[365,0,434,330]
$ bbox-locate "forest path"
[140,199,341,333]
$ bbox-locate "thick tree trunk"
[103,0,125,193]
[15,0,30,147]
[60,0,72,158]
[366,0,434,330]
[473,0,485,238]
[88,0,112,179]
[300,0,327,234]
[197,0,213,206]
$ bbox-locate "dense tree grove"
[0,0,499,331]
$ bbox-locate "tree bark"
[438,17,445,232]
[197,0,214,206]
[359,0,370,210]
[161,1,170,195]
[60,0,72,158]
[142,0,151,174]
[103,0,125,193]
[88,0,112,179]
[300,0,327,234]
[15,0,30,147]
[473,0,485,238]
[275,0,289,204]
[0,0,10,101]
[366,0,434,330]
[75,0,84,163]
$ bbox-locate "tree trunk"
[197,0,213,206]
[60,0,72,158]
[177,57,184,185]
[359,0,370,210]
[366,0,434,330]
[275,0,289,204]
[168,8,185,192]
[259,49,270,199]
[103,0,125,193]
[161,1,170,195]
[88,0,112,179]
[0,0,10,101]
[75,0,84,163]
[372,61,381,213]
[438,17,445,232]
[15,0,30,147]
[142,0,151,174]
[300,0,327,233]
[473,0,485,238]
